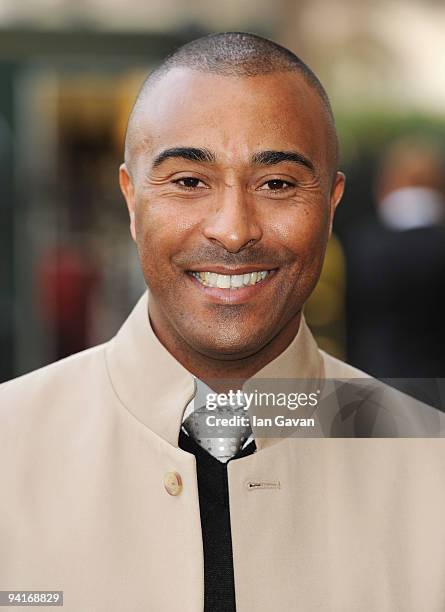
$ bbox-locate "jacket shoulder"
[0,342,112,427]
[319,349,371,379]
[1,342,106,392]
[318,349,445,437]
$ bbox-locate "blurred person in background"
[37,240,101,359]
[345,136,445,401]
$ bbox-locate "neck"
[148,304,302,388]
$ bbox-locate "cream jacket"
[1,291,445,611]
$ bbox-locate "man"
[1,32,445,612]
[346,137,445,387]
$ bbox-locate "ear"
[328,171,346,238]
[119,163,137,242]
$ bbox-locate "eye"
[258,179,295,191]
[172,177,209,190]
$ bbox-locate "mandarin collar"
[105,290,324,449]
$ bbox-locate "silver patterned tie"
[183,404,252,463]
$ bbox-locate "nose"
[202,186,262,253]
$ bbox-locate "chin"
[186,328,270,361]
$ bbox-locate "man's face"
[120,68,344,360]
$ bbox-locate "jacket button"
[164,471,183,496]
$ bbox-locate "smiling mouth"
[188,270,274,289]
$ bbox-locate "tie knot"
[183,404,252,463]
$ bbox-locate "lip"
[186,268,277,304]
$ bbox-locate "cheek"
[271,200,330,261]
[134,197,196,279]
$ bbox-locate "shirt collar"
[106,290,324,450]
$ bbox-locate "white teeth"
[192,270,271,289]
[217,274,230,288]
[231,275,244,288]
[208,272,218,286]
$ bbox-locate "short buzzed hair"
[125,31,339,171]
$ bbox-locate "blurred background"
[1,0,445,399]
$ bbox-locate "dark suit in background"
[344,137,445,407]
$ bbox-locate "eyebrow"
[151,146,314,173]
[152,147,216,167]
[251,150,315,172]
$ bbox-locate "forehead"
[131,67,331,169]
